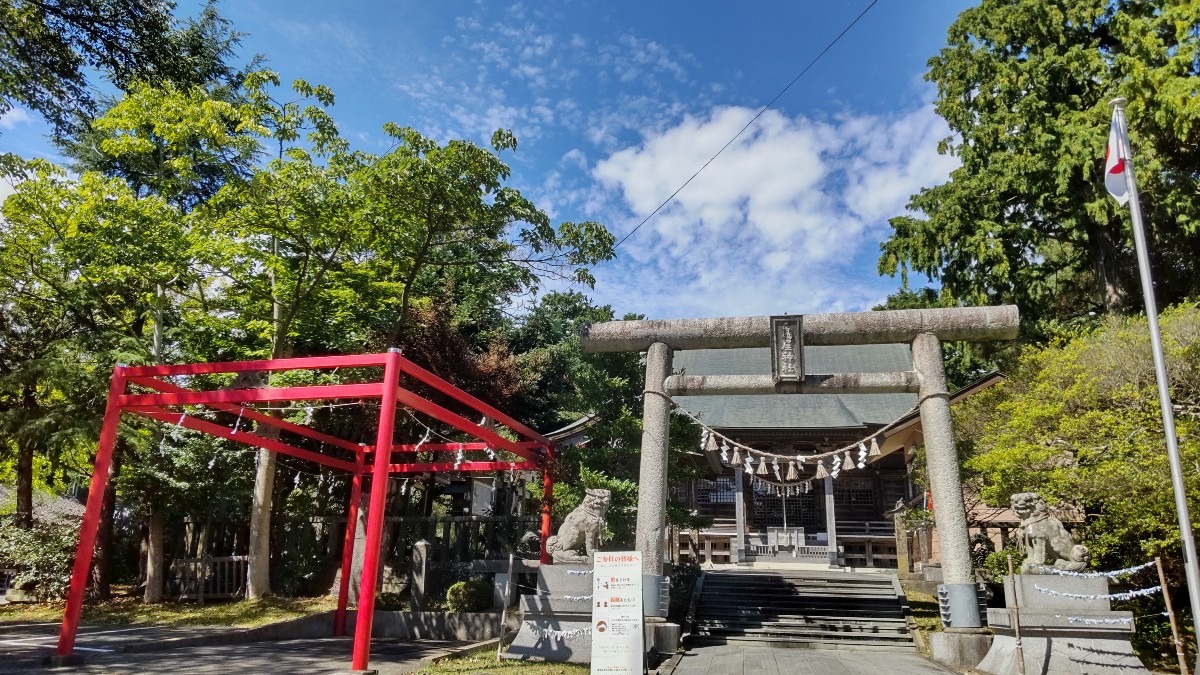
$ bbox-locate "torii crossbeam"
[54,349,555,673]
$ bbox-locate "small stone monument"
[503,489,611,663]
[976,492,1149,675]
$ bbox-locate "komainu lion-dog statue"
[545,488,610,564]
[1011,491,1088,573]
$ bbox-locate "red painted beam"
[541,459,554,564]
[58,367,126,657]
[127,376,362,453]
[396,355,551,445]
[381,441,544,454]
[352,350,403,671]
[384,461,541,473]
[118,383,382,408]
[393,385,543,463]
[122,353,389,377]
[130,408,357,473]
[334,448,365,637]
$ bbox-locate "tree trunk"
[90,452,120,600]
[1089,220,1128,314]
[15,384,37,528]
[246,448,276,599]
[144,507,165,603]
[15,443,33,529]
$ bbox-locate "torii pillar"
[581,305,1019,635]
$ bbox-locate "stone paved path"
[671,644,956,675]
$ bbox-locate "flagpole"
[1110,97,1200,639]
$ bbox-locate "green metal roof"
[671,345,917,430]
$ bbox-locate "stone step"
[690,570,914,653]
[700,597,902,610]
[700,586,897,595]
[696,624,907,638]
[695,620,909,635]
[700,576,892,586]
[688,634,918,652]
[695,614,907,627]
[698,596,903,612]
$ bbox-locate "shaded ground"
[0,620,470,675]
[412,646,590,674]
[36,637,467,675]
[0,596,335,628]
[671,644,955,675]
[0,621,246,669]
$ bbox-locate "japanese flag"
[1105,110,1130,205]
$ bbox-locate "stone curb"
[417,629,518,667]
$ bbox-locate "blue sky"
[1,0,975,319]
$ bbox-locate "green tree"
[880,0,1200,326]
[354,126,615,347]
[954,305,1200,607]
[0,157,200,596]
[0,0,250,139]
[54,1,258,210]
[508,292,706,547]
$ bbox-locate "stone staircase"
[687,569,916,652]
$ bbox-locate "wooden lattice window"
[834,478,875,507]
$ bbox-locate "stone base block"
[930,630,992,670]
[536,564,593,596]
[501,618,593,663]
[976,634,1149,675]
[646,622,680,656]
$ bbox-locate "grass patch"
[411,646,590,674]
[901,585,942,633]
[0,595,336,628]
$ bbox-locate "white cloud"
[585,104,957,318]
[0,107,31,130]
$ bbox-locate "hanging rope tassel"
[705,433,719,453]
[869,437,881,457]
[814,460,829,480]
[756,457,769,475]
[786,461,799,481]
[731,447,742,466]
[843,450,854,471]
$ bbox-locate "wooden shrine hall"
[668,344,996,569]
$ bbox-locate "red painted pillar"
[350,349,402,671]
[334,445,366,637]
[57,366,127,657]
[540,447,554,564]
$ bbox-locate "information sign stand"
[591,551,644,674]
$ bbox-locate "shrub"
[444,578,492,613]
[0,519,79,600]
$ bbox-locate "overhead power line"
[612,0,883,249]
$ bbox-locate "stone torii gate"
[580,305,1019,632]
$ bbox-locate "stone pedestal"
[975,576,1149,675]
[502,565,593,664]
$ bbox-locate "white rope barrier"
[1034,584,1162,601]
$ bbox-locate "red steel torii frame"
[54,349,555,672]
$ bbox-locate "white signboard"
[590,551,644,675]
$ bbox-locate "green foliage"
[880,0,1200,326]
[0,57,620,600]
[0,519,78,600]
[979,543,1025,583]
[444,579,492,613]
[956,304,1200,580]
[0,0,173,137]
